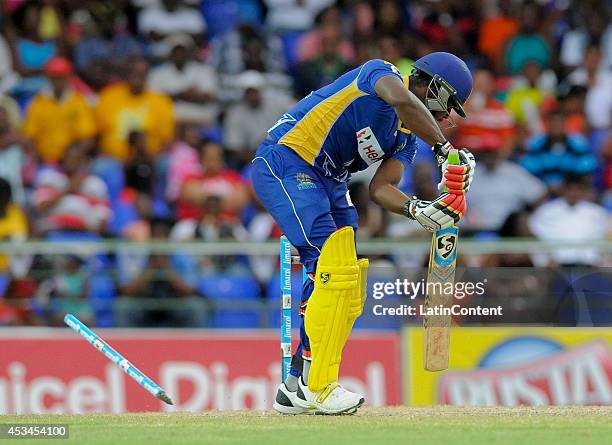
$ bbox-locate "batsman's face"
[412,81,454,126]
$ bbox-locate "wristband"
[403,198,416,219]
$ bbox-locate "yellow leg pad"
[356,258,369,316]
[305,227,358,392]
[332,258,369,375]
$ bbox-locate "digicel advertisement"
[405,327,612,406]
[0,330,401,414]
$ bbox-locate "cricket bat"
[423,149,460,372]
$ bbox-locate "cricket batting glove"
[404,192,467,232]
[433,142,476,193]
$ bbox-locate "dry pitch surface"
[3,406,611,445]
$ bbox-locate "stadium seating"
[198,273,261,328]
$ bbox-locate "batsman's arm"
[370,157,468,232]
[369,158,409,215]
[374,75,446,147]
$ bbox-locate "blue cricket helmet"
[412,52,473,118]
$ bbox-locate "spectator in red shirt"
[33,145,111,235]
[451,69,516,155]
[177,140,249,222]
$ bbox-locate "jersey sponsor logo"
[356,127,385,166]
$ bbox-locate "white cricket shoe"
[273,383,311,415]
[294,378,364,415]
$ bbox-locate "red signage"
[0,330,401,413]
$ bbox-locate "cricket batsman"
[251,53,475,414]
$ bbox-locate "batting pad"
[331,258,370,379]
[305,227,359,392]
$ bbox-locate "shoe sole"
[272,401,312,415]
[295,397,365,415]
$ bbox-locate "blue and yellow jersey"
[268,59,418,182]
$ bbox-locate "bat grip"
[443,148,460,193]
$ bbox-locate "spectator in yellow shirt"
[22,57,96,164]
[506,60,552,130]
[96,57,175,161]
[0,178,28,273]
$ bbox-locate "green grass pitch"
[3,406,611,445]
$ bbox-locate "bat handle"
[443,148,461,193]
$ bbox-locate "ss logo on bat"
[436,234,456,260]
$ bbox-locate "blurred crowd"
[0,0,611,327]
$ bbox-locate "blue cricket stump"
[64,314,174,405]
[279,236,307,383]
[279,236,292,382]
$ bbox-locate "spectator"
[505,60,552,130]
[559,2,612,71]
[107,128,170,239]
[0,33,18,94]
[166,123,202,203]
[463,144,546,234]
[0,178,33,326]
[529,175,610,266]
[297,6,354,64]
[504,1,551,75]
[245,198,282,285]
[0,276,40,326]
[350,0,376,44]
[414,0,476,60]
[32,146,111,235]
[209,24,289,99]
[481,211,536,268]
[557,85,588,135]
[137,0,206,58]
[601,136,612,194]
[521,111,597,194]
[0,106,28,205]
[478,0,519,70]
[73,6,144,89]
[451,69,515,155]
[0,93,22,130]
[47,255,92,326]
[375,0,405,37]
[0,178,28,274]
[5,1,61,95]
[123,131,155,218]
[264,0,334,33]
[377,35,413,76]
[96,57,174,161]
[294,30,351,97]
[566,44,612,133]
[117,218,203,327]
[172,194,249,273]
[177,140,249,222]
[148,34,219,126]
[224,71,292,167]
[23,57,96,164]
